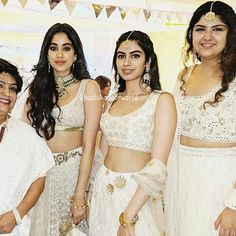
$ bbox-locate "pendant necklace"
[55,74,77,97]
[0,119,8,143]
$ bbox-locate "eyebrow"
[194,24,228,28]
[117,50,143,54]
[0,79,17,85]
[50,42,73,46]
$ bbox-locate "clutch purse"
[59,219,89,236]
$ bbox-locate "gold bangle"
[70,196,89,209]
[119,212,139,227]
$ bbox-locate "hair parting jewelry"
[123,30,135,48]
[204,1,216,21]
[119,212,139,227]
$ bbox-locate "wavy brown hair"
[180,1,236,106]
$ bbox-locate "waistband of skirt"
[53,146,82,165]
[100,164,137,178]
[179,144,236,157]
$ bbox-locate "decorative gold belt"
[54,149,82,165]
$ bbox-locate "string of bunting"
[0,0,191,25]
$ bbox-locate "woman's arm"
[70,80,102,223]
[118,93,177,236]
[0,177,45,234]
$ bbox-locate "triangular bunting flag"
[92,4,104,18]
[118,7,128,20]
[105,5,116,18]
[143,9,151,21]
[37,0,46,4]
[64,0,76,15]
[1,0,8,6]
[18,0,28,8]
[49,0,62,10]
[131,7,141,17]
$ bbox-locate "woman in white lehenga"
[166,1,236,236]
[18,23,102,235]
[89,30,177,236]
[0,58,54,236]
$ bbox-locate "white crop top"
[52,79,90,131]
[100,91,162,153]
[179,76,236,143]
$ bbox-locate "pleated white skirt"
[29,147,82,236]
[167,145,236,236]
[89,164,166,236]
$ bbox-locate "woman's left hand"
[117,225,135,236]
[0,211,17,234]
[215,207,236,236]
[70,207,87,225]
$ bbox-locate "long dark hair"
[181,1,236,105]
[27,23,90,140]
[112,30,161,92]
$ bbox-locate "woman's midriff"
[180,135,236,148]
[104,146,150,173]
[47,130,83,153]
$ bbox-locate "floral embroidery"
[114,176,126,189]
[106,183,114,194]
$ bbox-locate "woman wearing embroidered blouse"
[89,30,177,236]
[0,58,54,235]
[166,1,236,236]
[18,23,102,235]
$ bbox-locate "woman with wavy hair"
[89,30,177,236]
[166,1,236,236]
[18,23,102,235]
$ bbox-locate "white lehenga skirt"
[89,164,165,236]
[29,147,82,236]
[167,145,236,236]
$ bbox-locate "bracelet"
[12,208,22,226]
[119,212,139,227]
[70,196,89,209]
[224,188,236,211]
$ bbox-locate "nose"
[2,86,10,97]
[203,29,212,41]
[56,48,64,58]
[124,56,131,66]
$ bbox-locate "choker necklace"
[55,74,77,97]
[0,119,8,143]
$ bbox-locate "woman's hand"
[215,207,236,236]
[117,225,135,236]
[0,211,16,234]
[70,207,87,225]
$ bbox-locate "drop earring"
[142,58,151,91]
[48,61,51,73]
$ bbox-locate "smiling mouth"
[201,43,215,48]
[0,98,11,105]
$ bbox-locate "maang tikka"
[123,30,135,49]
[204,1,216,22]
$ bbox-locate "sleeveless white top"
[52,79,90,131]
[100,92,162,153]
[179,71,236,143]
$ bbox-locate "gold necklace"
[0,119,8,143]
[55,74,77,97]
